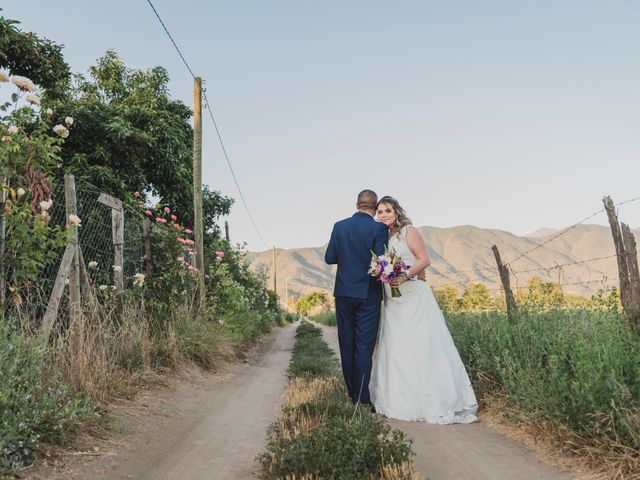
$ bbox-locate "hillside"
[246,224,640,299]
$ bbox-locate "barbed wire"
[504,196,640,267]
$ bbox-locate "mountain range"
[246,224,640,300]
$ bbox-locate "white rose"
[68,214,82,226]
[39,200,52,211]
[16,187,25,197]
[65,116,74,126]
[45,108,53,116]
[8,125,18,135]
[112,265,122,273]
[88,261,98,269]
[99,285,108,291]
[53,124,70,138]
[25,94,41,106]
[11,75,38,92]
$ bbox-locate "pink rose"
[145,210,153,216]
[185,239,195,246]
[164,207,170,214]
[184,228,192,234]
[134,191,141,198]
[173,223,181,230]
[177,237,186,244]
[171,214,177,221]
[156,217,167,224]
[215,251,225,258]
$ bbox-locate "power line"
[144,0,270,249]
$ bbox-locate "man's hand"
[389,272,408,287]
[417,269,427,282]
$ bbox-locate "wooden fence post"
[65,174,82,328]
[621,223,640,330]
[492,245,517,321]
[97,193,124,293]
[143,217,152,276]
[603,196,634,318]
[0,176,8,310]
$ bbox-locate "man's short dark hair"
[357,189,378,210]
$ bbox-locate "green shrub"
[447,309,640,454]
[261,322,418,480]
[309,311,336,326]
[0,324,94,475]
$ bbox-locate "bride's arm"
[404,226,431,278]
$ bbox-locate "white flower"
[88,261,98,269]
[99,285,108,291]
[68,214,82,226]
[218,319,224,325]
[16,187,25,197]
[25,94,41,106]
[111,285,117,291]
[112,265,122,273]
[11,75,38,92]
[8,125,18,135]
[0,71,9,82]
[39,199,53,211]
[65,116,74,126]
[133,273,145,287]
[45,108,53,116]
[53,124,70,139]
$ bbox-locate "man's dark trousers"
[335,295,380,405]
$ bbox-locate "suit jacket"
[325,212,388,301]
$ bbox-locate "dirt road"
[28,322,298,480]
[316,322,580,480]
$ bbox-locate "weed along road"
[315,322,580,480]
[30,322,298,480]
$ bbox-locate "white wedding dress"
[371,228,478,424]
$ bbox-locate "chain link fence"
[1,175,146,326]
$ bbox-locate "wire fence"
[1,176,146,325]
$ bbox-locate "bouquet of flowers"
[368,246,408,298]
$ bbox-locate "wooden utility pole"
[603,196,632,312]
[225,220,230,243]
[193,76,205,305]
[272,246,277,294]
[65,174,82,327]
[285,279,289,311]
[492,245,517,321]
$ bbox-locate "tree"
[516,277,564,310]
[461,283,494,312]
[0,12,70,98]
[295,291,329,316]
[433,285,460,312]
[50,51,205,225]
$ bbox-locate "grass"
[308,311,336,326]
[446,308,640,479]
[0,293,285,478]
[260,321,420,480]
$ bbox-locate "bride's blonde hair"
[377,196,412,234]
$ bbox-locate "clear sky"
[4,1,640,251]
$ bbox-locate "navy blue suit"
[325,212,388,405]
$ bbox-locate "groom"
[324,189,388,409]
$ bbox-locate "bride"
[371,196,478,424]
